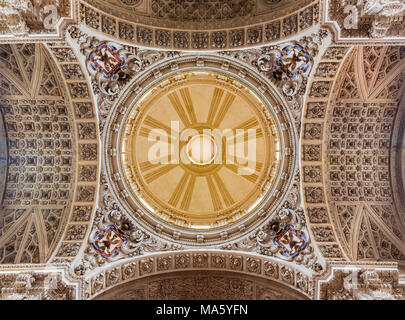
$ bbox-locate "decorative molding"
[44,41,100,265]
[67,25,143,133]
[301,45,352,261]
[0,42,98,265]
[219,30,328,131]
[221,179,323,272]
[302,44,405,262]
[72,178,182,276]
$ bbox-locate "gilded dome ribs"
[168,91,193,127]
[2,0,405,301]
[144,115,173,133]
[168,171,191,208]
[179,175,196,211]
[139,115,177,139]
[234,117,258,130]
[224,164,259,184]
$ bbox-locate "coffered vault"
[0,0,405,300]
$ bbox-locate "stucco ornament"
[222,205,320,271]
[0,271,76,300]
[73,179,182,276]
[69,26,142,96]
[320,268,405,300]
[68,26,183,132]
[256,34,326,121]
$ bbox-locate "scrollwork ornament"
[362,0,405,38]
[320,268,405,300]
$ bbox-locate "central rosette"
[186,134,217,166]
[121,71,281,229]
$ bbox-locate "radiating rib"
[234,117,259,130]
[180,175,196,211]
[142,164,176,184]
[224,163,259,183]
[234,127,264,140]
[139,115,178,139]
[144,115,173,133]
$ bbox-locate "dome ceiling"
[103,53,297,245]
[121,71,280,229]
